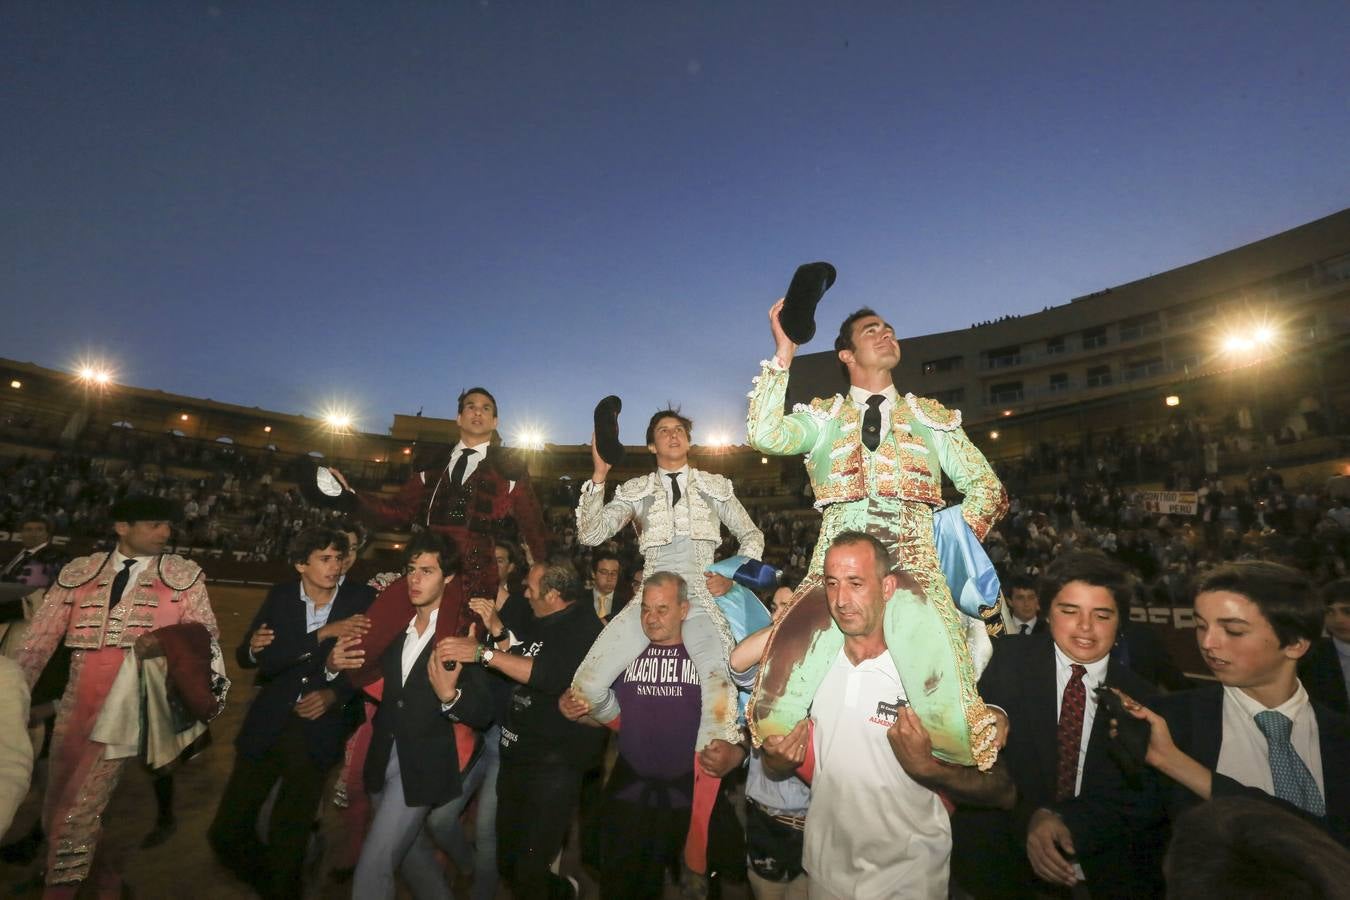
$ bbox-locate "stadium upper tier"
[785,207,1350,464]
[3,208,1347,493]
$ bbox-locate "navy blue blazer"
[363,627,495,808]
[1153,683,1350,848]
[952,634,1163,898]
[234,579,376,768]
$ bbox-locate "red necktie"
[1055,663,1087,801]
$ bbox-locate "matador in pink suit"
[18,496,226,898]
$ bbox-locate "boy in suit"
[953,551,1161,898]
[1118,562,1350,852]
[209,527,374,899]
[328,531,495,900]
[1299,578,1350,714]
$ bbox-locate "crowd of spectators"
[0,444,343,564]
[2,417,1347,604]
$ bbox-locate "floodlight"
[515,429,546,450]
[75,361,115,385]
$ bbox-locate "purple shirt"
[613,642,701,806]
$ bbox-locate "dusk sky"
[4,3,1349,445]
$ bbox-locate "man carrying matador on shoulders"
[746,265,1009,771]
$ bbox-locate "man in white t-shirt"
[763,531,1014,900]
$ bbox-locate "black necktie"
[862,394,885,452]
[449,447,477,488]
[109,559,137,608]
[668,472,682,506]
[1020,623,1030,635]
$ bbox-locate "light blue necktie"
[1253,710,1326,817]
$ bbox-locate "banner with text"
[1138,490,1198,515]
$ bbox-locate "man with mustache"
[747,302,1008,771]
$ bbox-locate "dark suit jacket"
[234,580,376,768]
[952,634,1163,898]
[363,626,495,808]
[1151,683,1350,847]
[1299,638,1350,714]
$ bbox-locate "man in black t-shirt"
[442,560,604,899]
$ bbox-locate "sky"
[4,2,1349,445]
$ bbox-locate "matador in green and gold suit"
[746,309,1008,770]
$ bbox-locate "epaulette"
[157,554,204,591]
[615,473,658,503]
[790,395,841,421]
[904,393,962,431]
[693,470,733,502]
[57,553,114,589]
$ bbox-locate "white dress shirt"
[1011,616,1037,635]
[1052,644,1110,797]
[848,383,900,446]
[1216,682,1324,797]
[400,608,440,687]
[447,441,487,484]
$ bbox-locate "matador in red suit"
[336,387,551,648]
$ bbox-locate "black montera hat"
[779,261,837,345]
[593,395,625,467]
[109,495,181,523]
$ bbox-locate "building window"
[1124,357,1165,381]
[1168,303,1211,328]
[1045,335,1067,355]
[1086,365,1112,388]
[1119,313,1161,342]
[983,346,1022,369]
[1048,372,1070,392]
[1081,327,1108,350]
[989,381,1024,404]
[932,387,966,406]
[1321,252,1350,283]
[922,355,964,375]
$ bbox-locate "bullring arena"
[2,209,1348,897]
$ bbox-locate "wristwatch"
[481,648,496,666]
[490,626,510,644]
